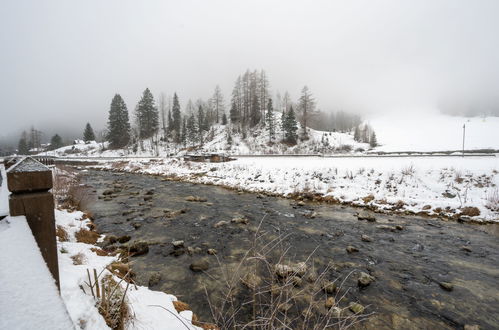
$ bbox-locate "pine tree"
[180,117,187,146]
[17,131,29,154]
[167,109,173,137]
[135,88,159,139]
[284,106,298,144]
[83,123,95,142]
[187,113,197,145]
[50,134,63,150]
[172,93,182,143]
[222,113,228,125]
[265,98,275,142]
[107,94,131,149]
[280,110,286,140]
[370,131,378,148]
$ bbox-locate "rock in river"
[358,272,375,287]
[190,259,210,272]
[357,211,376,222]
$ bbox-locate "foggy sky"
[1,0,499,142]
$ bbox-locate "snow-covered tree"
[211,85,225,124]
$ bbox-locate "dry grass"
[56,225,69,242]
[486,188,499,212]
[75,228,100,244]
[71,252,87,265]
[91,247,109,256]
[460,206,481,217]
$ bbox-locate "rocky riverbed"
[80,169,499,329]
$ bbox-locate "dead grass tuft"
[56,225,69,242]
[91,247,109,256]
[460,206,481,217]
[172,300,190,313]
[75,228,100,244]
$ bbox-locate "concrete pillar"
[7,157,60,289]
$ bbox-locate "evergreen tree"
[370,131,378,148]
[107,94,131,149]
[229,100,239,124]
[17,131,29,154]
[354,125,361,142]
[250,92,260,127]
[180,117,187,146]
[265,98,275,142]
[50,134,63,150]
[135,88,159,139]
[172,93,182,142]
[280,109,286,140]
[222,113,228,125]
[212,85,225,123]
[83,123,95,141]
[187,113,197,145]
[284,106,298,144]
[227,131,233,145]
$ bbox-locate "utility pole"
[462,123,466,157]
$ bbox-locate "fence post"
[7,157,60,290]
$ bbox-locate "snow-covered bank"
[55,208,201,329]
[93,155,499,222]
[0,215,74,330]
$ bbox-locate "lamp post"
[462,123,466,157]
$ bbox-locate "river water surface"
[81,169,499,329]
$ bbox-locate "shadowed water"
[81,170,499,329]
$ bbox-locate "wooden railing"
[3,156,60,289]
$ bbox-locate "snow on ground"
[55,208,200,330]
[369,114,499,152]
[0,215,74,330]
[95,155,499,222]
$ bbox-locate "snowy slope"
[369,113,499,152]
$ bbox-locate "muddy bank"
[81,170,499,329]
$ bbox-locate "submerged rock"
[213,220,229,228]
[361,234,372,242]
[357,211,376,222]
[231,216,249,224]
[190,259,210,272]
[128,241,149,256]
[325,297,336,309]
[185,196,207,202]
[439,282,454,291]
[322,281,337,294]
[358,272,375,287]
[346,245,359,253]
[148,272,161,287]
[349,302,365,314]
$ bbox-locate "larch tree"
[298,86,315,138]
[212,85,225,124]
[107,94,131,149]
[83,123,95,142]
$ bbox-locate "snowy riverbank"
[92,155,499,222]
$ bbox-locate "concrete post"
[7,157,60,289]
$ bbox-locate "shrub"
[56,225,69,242]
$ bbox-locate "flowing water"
[80,169,499,329]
